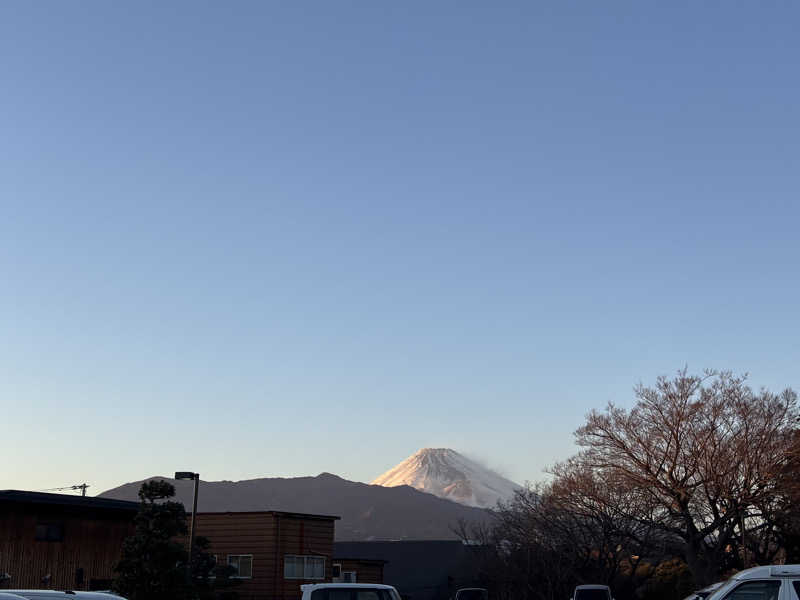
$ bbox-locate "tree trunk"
[684,538,715,588]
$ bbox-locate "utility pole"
[43,484,90,496]
[175,472,200,579]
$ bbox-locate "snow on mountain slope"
[371,448,521,509]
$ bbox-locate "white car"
[301,583,402,600]
[706,565,800,600]
[683,582,724,600]
[571,585,612,600]
[1,592,125,600]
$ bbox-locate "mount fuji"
[372,448,521,509]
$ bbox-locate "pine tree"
[113,480,192,600]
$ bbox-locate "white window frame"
[227,554,253,579]
[342,570,357,583]
[284,555,326,580]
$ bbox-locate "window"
[285,556,304,579]
[330,589,353,600]
[332,564,355,583]
[35,522,64,542]
[284,555,325,580]
[724,581,780,600]
[456,591,488,600]
[575,591,610,600]
[329,590,352,600]
[227,555,253,578]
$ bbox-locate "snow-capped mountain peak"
[371,448,520,509]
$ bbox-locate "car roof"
[302,584,397,591]
[4,593,78,597]
[575,585,610,590]
[3,593,122,599]
[730,565,800,580]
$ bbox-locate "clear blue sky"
[2,2,798,495]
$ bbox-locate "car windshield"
[705,580,740,600]
[575,591,610,600]
[457,590,487,600]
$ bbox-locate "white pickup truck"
[705,565,800,600]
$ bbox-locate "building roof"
[0,490,139,512]
[195,510,341,521]
[335,557,389,565]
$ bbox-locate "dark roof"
[196,510,341,521]
[0,490,139,512]
[336,557,389,565]
[337,540,465,547]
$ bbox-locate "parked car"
[2,592,125,600]
[454,588,488,600]
[301,583,402,600]
[571,585,612,600]
[705,565,800,600]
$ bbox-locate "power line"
[40,484,90,497]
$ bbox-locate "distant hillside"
[100,472,491,541]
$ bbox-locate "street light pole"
[175,471,200,578]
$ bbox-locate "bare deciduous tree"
[572,369,797,585]
[457,370,798,599]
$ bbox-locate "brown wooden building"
[0,490,138,591]
[192,510,340,600]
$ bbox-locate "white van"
[301,583,401,600]
[706,565,800,600]
[2,592,124,600]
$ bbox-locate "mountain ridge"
[99,471,491,541]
